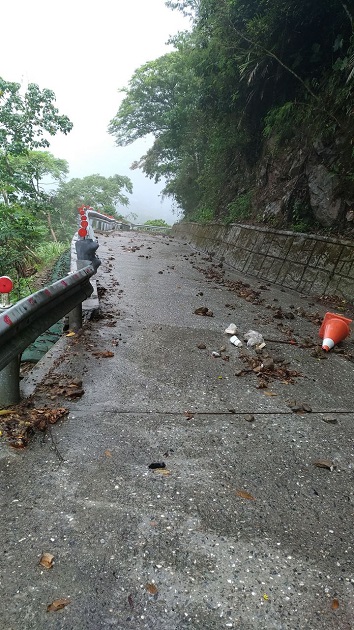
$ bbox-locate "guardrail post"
[0,351,20,406]
[68,235,101,331]
[0,277,20,406]
[68,260,88,331]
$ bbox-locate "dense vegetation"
[0,79,132,292]
[109,0,354,232]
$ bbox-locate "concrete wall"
[172,222,354,301]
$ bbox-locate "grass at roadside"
[12,242,70,302]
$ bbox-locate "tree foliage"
[109,0,354,226]
[0,78,72,156]
[144,219,170,227]
[51,174,133,240]
[54,173,132,214]
[0,78,73,282]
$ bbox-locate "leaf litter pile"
[0,373,87,447]
[195,265,264,305]
[235,349,303,388]
[0,400,68,448]
[35,375,85,401]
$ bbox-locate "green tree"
[0,78,73,284]
[0,78,72,156]
[109,45,204,213]
[109,0,354,225]
[144,219,170,227]
[0,204,46,278]
[1,151,69,241]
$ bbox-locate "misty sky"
[0,0,189,224]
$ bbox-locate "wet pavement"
[1,230,354,629]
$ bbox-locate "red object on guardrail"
[0,276,13,293]
[78,206,90,238]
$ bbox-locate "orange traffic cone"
[319,312,352,351]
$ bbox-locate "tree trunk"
[46,211,58,242]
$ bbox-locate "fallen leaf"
[145,583,158,595]
[128,594,134,610]
[236,490,255,500]
[92,350,114,358]
[313,459,335,471]
[322,416,338,425]
[263,391,278,396]
[0,409,15,416]
[104,450,112,457]
[39,552,54,569]
[154,468,171,475]
[194,307,209,316]
[65,388,85,399]
[47,598,70,612]
[331,598,339,610]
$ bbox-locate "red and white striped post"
[68,206,91,331]
[78,205,89,238]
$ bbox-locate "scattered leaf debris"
[331,598,339,610]
[122,245,141,253]
[195,266,264,305]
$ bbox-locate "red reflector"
[0,276,13,293]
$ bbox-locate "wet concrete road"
[1,230,354,629]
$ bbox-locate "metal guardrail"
[0,265,95,372]
[0,208,117,406]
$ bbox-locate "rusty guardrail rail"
[0,208,117,406]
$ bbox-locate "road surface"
[1,230,354,629]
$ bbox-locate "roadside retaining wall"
[172,222,354,301]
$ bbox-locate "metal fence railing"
[0,209,117,406]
